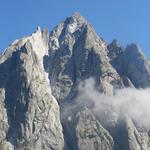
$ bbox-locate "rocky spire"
[107,39,124,60]
[125,43,145,58]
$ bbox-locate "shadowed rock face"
[107,39,124,60]
[1,12,150,150]
[109,43,150,88]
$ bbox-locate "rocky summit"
[0,12,150,150]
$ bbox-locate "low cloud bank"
[77,78,150,128]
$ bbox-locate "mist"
[76,78,150,128]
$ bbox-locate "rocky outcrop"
[62,107,114,150]
[112,115,150,150]
[0,29,64,149]
[75,109,114,150]
[107,39,124,60]
[109,43,150,88]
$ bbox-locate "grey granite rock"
[45,12,123,103]
[75,108,114,150]
[62,107,114,150]
[107,39,124,60]
[0,29,64,149]
[112,115,150,150]
[110,43,150,88]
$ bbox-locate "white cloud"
[76,78,150,128]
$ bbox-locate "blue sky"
[0,0,150,57]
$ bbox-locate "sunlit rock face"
[0,28,64,150]
[1,12,150,150]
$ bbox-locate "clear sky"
[0,0,150,57]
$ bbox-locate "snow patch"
[66,22,77,34]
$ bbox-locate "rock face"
[1,12,150,150]
[109,43,150,88]
[75,109,114,150]
[45,12,123,101]
[0,28,64,149]
[112,115,150,150]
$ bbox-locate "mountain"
[0,12,150,150]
